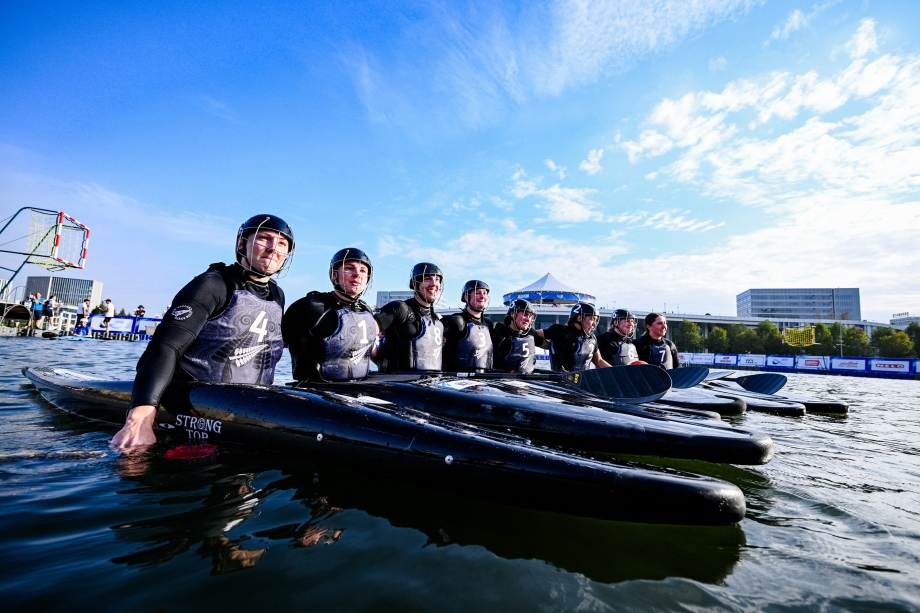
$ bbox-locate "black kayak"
[705,377,848,415]
[654,388,748,416]
[696,380,806,416]
[302,373,774,465]
[23,367,745,526]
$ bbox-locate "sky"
[1,0,918,322]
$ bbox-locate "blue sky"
[1,0,918,322]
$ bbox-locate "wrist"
[126,405,157,428]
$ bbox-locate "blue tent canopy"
[502,273,596,306]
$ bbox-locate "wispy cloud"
[545,159,566,179]
[767,2,838,44]
[196,95,240,123]
[611,209,724,232]
[512,176,608,223]
[579,149,604,174]
[346,0,757,133]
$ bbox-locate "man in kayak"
[111,214,294,450]
[282,248,377,381]
[441,280,493,372]
[597,308,642,366]
[374,262,444,373]
[634,312,680,370]
[537,302,612,371]
[491,298,539,374]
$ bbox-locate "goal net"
[25,210,90,270]
[782,326,816,347]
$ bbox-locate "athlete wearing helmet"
[441,280,493,372]
[373,262,445,372]
[597,308,642,366]
[282,248,378,381]
[112,214,293,450]
[634,312,680,370]
[536,302,612,372]
[490,298,539,374]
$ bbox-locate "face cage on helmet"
[612,315,637,339]
[237,218,295,279]
[411,267,444,308]
[509,305,536,332]
[462,283,490,309]
[330,251,374,302]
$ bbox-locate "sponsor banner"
[830,358,866,371]
[915,360,920,374]
[714,354,737,365]
[677,353,693,364]
[134,317,162,335]
[736,354,766,367]
[766,355,795,368]
[869,359,911,373]
[88,314,134,333]
[796,356,829,370]
[690,353,714,365]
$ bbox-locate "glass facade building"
[737,288,860,321]
[25,276,103,309]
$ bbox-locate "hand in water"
[110,405,158,450]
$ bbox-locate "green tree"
[904,322,920,357]
[707,327,729,353]
[91,302,106,315]
[877,331,915,358]
[674,320,704,352]
[733,329,762,354]
[871,327,895,355]
[756,321,784,354]
[118,308,127,316]
[842,327,872,356]
[813,323,837,356]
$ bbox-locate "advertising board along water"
[767,355,795,369]
[691,353,715,365]
[737,354,766,367]
[868,359,911,373]
[830,358,866,372]
[714,354,737,366]
[795,356,829,370]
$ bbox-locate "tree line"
[673,320,920,359]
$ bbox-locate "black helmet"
[570,302,598,319]
[613,308,635,322]
[409,262,443,289]
[236,214,295,273]
[460,280,489,304]
[329,248,373,297]
[507,298,536,315]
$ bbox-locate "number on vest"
[250,311,269,343]
[358,319,369,344]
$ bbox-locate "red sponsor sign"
[805,359,820,366]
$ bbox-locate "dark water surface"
[2,337,919,611]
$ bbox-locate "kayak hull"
[23,367,747,525]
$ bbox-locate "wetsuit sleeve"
[130,271,230,408]
[282,293,333,381]
[373,300,409,334]
[441,313,466,342]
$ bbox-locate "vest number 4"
[249,311,269,343]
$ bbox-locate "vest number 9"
[250,311,269,343]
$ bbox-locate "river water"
[1,336,919,611]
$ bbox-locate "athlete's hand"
[110,405,158,450]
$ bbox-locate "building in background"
[891,312,920,328]
[375,290,414,309]
[737,288,861,321]
[25,276,103,310]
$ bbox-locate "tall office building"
[25,276,103,309]
[375,290,414,309]
[736,288,861,320]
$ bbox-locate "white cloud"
[770,9,807,41]
[579,149,604,174]
[608,20,920,320]
[544,158,566,179]
[845,18,878,59]
[347,0,757,132]
[621,129,675,163]
[611,209,723,232]
[709,56,727,72]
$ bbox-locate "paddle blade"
[668,367,709,389]
[704,370,733,381]
[734,373,787,395]
[564,365,672,403]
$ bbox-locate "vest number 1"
[357,319,369,344]
[250,311,269,343]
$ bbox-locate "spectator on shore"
[103,299,115,335]
[76,299,90,335]
[45,295,57,329]
[134,305,146,317]
[31,292,45,330]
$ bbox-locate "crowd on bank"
[111,215,679,449]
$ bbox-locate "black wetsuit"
[441,309,494,372]
[374,298,443,372]
[491,319,538,374]
[542,323,598,372]
[597,329,640,366]
[634,332,680,370]
[282,291,376,381]
[131,263,285,409]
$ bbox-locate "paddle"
[732,373,787,395]
[466,364,672,404]
[667,366,709,389]
[704,370,733,381]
